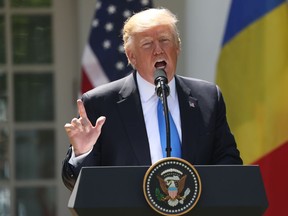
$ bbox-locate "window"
[0,0,57,215]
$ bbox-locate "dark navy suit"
[62,72,242,190]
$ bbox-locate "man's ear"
[176,44,181,56]
[126,48,136,66]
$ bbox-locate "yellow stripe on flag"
[216,3,288,164]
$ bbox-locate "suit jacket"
[62,72,242,190]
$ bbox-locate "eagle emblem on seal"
[156,170,191,207]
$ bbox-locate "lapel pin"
[189,101,195,108]
[188,97,197,108]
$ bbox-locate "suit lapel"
[176,77,201,164]
[116,74,202,165]
[117,73,152,165]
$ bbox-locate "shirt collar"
[136,72,177,103]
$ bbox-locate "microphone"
[154,69,170,98]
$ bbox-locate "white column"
[184,0,231,82]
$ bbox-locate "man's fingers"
[71,117,80,126]
[64,123,73,131]
[77,99,88,118]
[64,123,75,134]
[79,117,91,133]
[95,116,106,133]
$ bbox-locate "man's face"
[126,25,180,84]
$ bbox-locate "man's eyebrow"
[159,33,172,38]
[139,37,153,43]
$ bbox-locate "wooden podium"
[68,165,268,216]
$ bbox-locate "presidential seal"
[143,158,201,216]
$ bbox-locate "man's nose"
[153,42,164,55]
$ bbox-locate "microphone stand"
[158,81,171,158]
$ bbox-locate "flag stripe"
[81,68,94,94]
[223,0,284,44]
[82,45,109,88]
[253,141,288,215]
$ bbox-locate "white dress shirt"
[136,72,181,164]
[69,72,181,165]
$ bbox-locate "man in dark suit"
[62,8,242,191]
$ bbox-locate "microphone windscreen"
[154,69,168,85]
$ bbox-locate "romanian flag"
[216,0,288,215]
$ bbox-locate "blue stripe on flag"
[222,0,284,45]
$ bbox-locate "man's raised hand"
[64,99,106,156]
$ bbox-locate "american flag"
[81,0,153,94]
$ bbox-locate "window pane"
[0,97,7,122]
[0,16,5,64]
[12,0,51,7]
[15,129,55,180]
[0,72,7,122]
[0,187,10,215]
[12,15,52,64]
[0,127,9,180]
[14,73,54,122]
[16,187,56,216]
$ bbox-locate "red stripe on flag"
[81,68,93,94]
[253,141,288,216]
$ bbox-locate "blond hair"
[122,8,181,52]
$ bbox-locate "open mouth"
[154,60,167,69]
